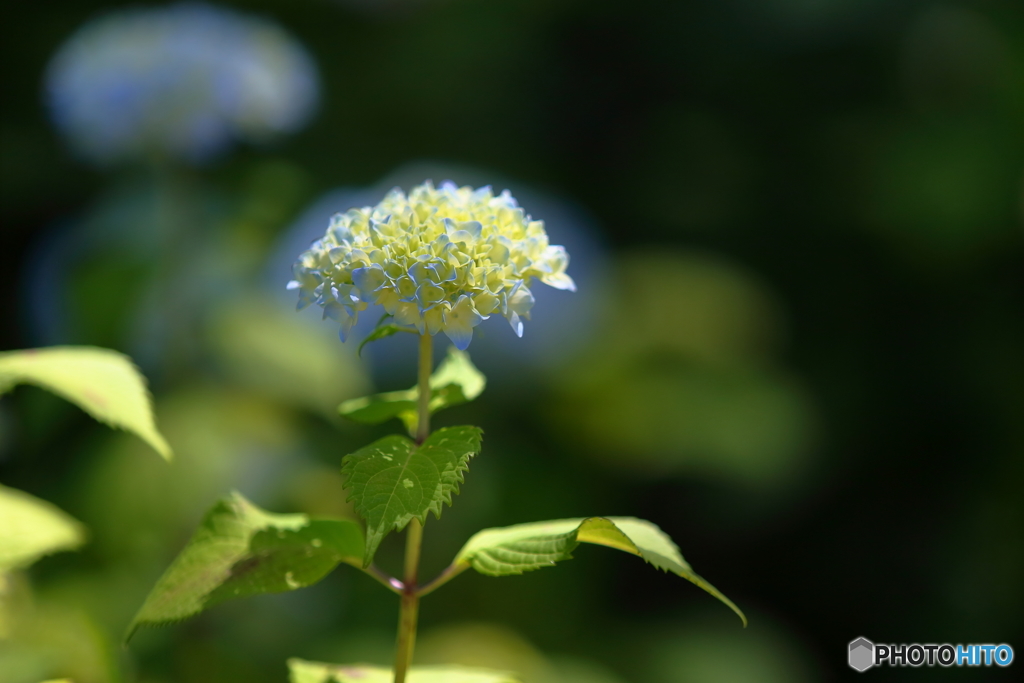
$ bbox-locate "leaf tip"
[152,434,173,462]
[361,533,381,569]
[123,622,140,647]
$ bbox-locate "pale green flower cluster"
[288,181,575,349]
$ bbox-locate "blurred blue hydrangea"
[45,2,319,166]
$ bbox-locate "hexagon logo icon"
[849,637,875,672]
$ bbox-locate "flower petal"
[507,311,524,338]
[351,264,387,303]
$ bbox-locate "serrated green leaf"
[0,346,171,460]
[341,426,481,566]
[288,659,519,683]
[126,491,362,641]
[0,485,87,571]
[454,517,746,626]
[339,347,486,434]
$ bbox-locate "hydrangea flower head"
[288,181,575,350]
[45,2,318,166]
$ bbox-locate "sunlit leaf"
[454,517,746,626]
[126,491,362,641]
[339,347,486,434]
[0,485,86,571]
[288,659,519,683]
[341,426,481,566]
[428,347,486,403]
[338,388,418,426]
[0,346,171,460]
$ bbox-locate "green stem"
[393,518,422,683]
[415,562,469,598]
[394,333,433,683]
[416,332,432,445]
[362,564,404,595]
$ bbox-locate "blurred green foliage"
[0,486,85,573]
[289,658,518,683]
[2,0,1023,682]
[0,348,171,460]
[553,250,814,489]
[0,347,170,682]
